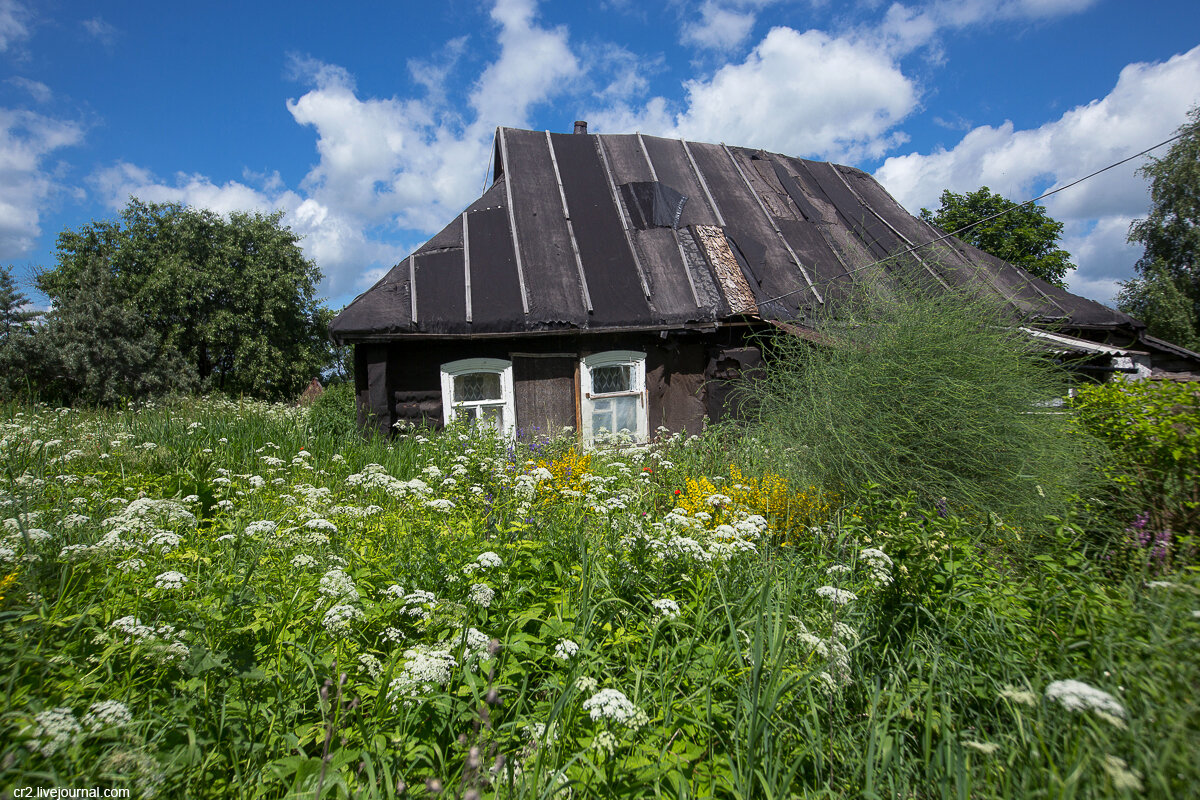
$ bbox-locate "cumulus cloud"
[875,0,1099,56]
[0,0,30,53]
[874,45,1200,303]
[86,161,405,298]
[0,108,84,259]
[591,26,917,161]
[87,0,581,300]
[681,1,757,51]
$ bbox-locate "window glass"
[591,395,639,436]
[592,364,633,394]
[454,372,502,402]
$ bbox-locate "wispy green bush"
[742,281,1104,521]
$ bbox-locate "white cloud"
[0,0,30,53]
[1061,216,1142,306]
[84,0,583,302]
[876,0,1099,56]
[681,1,757,51]
[0,108,84,258]
[81,16,118,46]
[6,76,51,103]
[591,26,918,161]
[874,45,1200,302]
[86,162,407,298]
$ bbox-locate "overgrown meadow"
[1,392,1197,798]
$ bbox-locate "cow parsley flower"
[475,551,504,569]
[469,583,495,608]
[154,571,188,590]
[82,700,133,731]
[1044,679,1125,719]
[425,498,455,513]
[244,520,277,536]
[582,689,648,728]
[388,647,458,704]
[652,598,681,619]
[31,707,80,756]
[116,558,145,573]
[816,586,857,605]
[554,639,580,660]
[322,604,363,638]
[999,686,1038,707]
[319,568,359,602]
[291,554,317,568]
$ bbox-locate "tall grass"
[742,281,1105,522]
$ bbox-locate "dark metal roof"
[331,127,1140,341]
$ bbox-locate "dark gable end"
[330,126,1140,342]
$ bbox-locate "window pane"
[591,397,615,435]
[611,396,638,434]
[455,372,502,402]
[479,404,504,426]
[592,365,632,394]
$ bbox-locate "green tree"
[35,258,195,405]
[0,265,42,399]
[37,199,332,401]
[920,186,1075,287]
[1119,106,1200,349]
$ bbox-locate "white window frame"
[580,350,648,446]
[440,358,516,435]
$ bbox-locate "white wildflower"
[1044,679,1125,719]
[305,518,337,535]
[999,686,1038,707]
[291,554,317,568]
[153,571,188,590]
[322,604,363,637]
[582,688,647,728]
[1102,755,1143,791]
[651,598,681,619]
[31,707,81,756]
[576,675,599,694]
[358,653,383,681]
[388,646,458,704]
[961,740,1000,755]
[554,639,580,661]
[244,520,277,536]
[82,700,133,731]
[816,586,857,605]
[116,558,145,573]
[475,551,504,569]
[469,583,495,608]
[319,568,358,602]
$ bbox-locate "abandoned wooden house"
[329,122,1198,442]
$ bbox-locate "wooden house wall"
[354,327,766,438]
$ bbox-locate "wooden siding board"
[513,355,577,435]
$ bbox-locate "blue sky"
[2,0,1198,311]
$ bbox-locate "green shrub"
[1073,379,1200,566]
[307,381,359,440]
[742,281,1104,522]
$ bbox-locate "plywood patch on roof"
[694,224,758,316]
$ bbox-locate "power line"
[761,130,1188,306]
